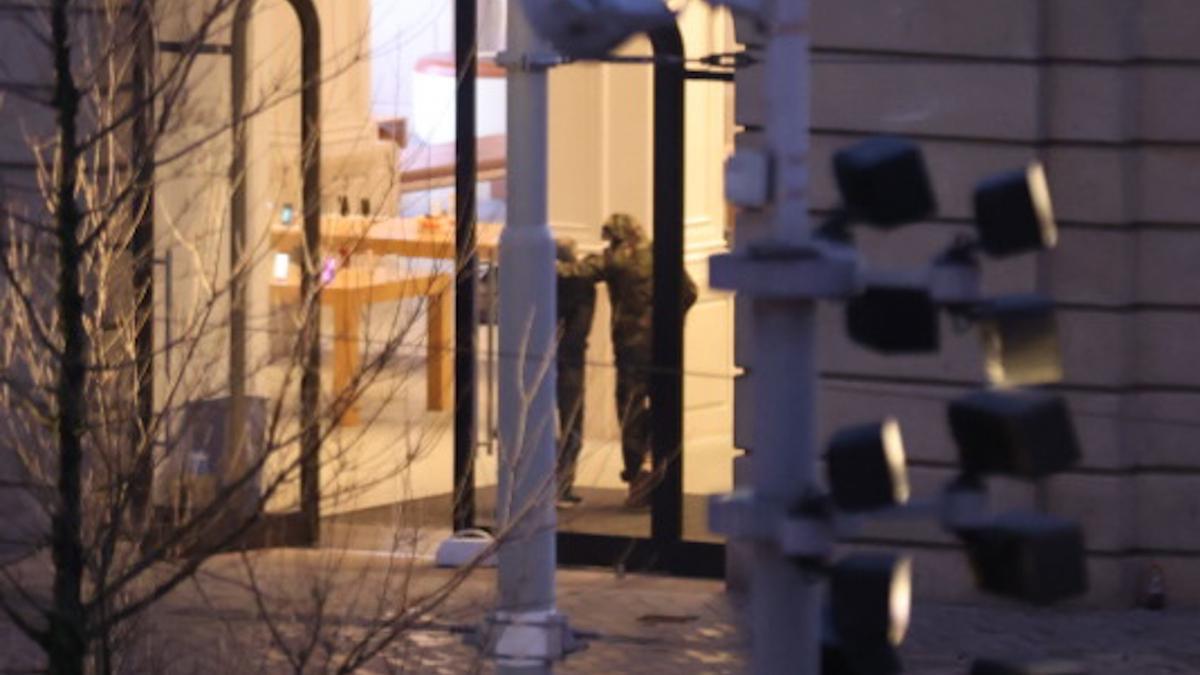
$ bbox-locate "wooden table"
[270,267,452,426]
[270,218,501,425]
[270,217,501,262]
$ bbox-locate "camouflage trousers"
[615,356,651,483]
[556,358,585,496]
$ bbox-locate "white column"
[495,1,560,672]
[754,1,823,669]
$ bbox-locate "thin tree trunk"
[49,0,89,672]
[128,0,156,530]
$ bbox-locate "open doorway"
[181,0,736,570]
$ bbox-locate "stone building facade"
[783,0,1200,606]
[2,0,1199,608]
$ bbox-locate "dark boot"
[624,470,653,509]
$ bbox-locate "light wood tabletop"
[270,267,453,426]
[270,216,502,262]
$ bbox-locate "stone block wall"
[732,0,1200,607]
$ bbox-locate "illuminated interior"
[152,0,739,541]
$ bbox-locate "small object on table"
[418,214,449,231]
[273,253,290,281]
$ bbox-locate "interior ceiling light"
[976,294,1064,387]
[958,512,1088,605]
[970,658,1088,675]
[830,554,913,648]
[826,417,910,513]
[948,389,1080,480]
[832,136,937,229]
[846,284,940,354]
[973,162,1057,258]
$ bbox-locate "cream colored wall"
[547,7,737,494]
[153,1,236,412]
[248,0,396,217]
[154,1,737,508]
[151,0,400,513]
[243,0,398,380]
[154,0,388,411]
[247,0,411,514]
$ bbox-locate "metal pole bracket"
[709,243,859,299]
[709,490,836,562]
[928,259,983,305]
[495,50,563,72]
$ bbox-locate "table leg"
[333,292,362,426]
[427,285,452,411]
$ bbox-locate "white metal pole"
[754,1,822,671]
[749,300,822,673]
[765,0,813,243]
[494,0,560,672]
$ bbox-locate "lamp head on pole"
[973,162,1058,258]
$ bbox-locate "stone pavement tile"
[309,566,750,673]
[901,603,1200,675]
[6,549,1200,673]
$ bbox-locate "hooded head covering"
[600,213,645,247]
[555,237,578,263]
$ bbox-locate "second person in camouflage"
[555,238,596,508]
[556,213,697,508]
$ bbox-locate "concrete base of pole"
[474,610,578,675]
[499,664,553,675]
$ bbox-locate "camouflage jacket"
[557,241,698,362]
[557,271,597,366]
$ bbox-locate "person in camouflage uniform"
[555,238,596,508]
[557,213,698,508]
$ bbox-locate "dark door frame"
[448,17,724,578]
[556,21,722,578]
[648,20,687,546]
[134,0,323,547]
[230,0,324,544]
[453,0,479,533]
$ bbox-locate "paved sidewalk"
[387,567,1200,675]
[381,569,746,674]
[902,603,1200,675]
[4,545,1200,673]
